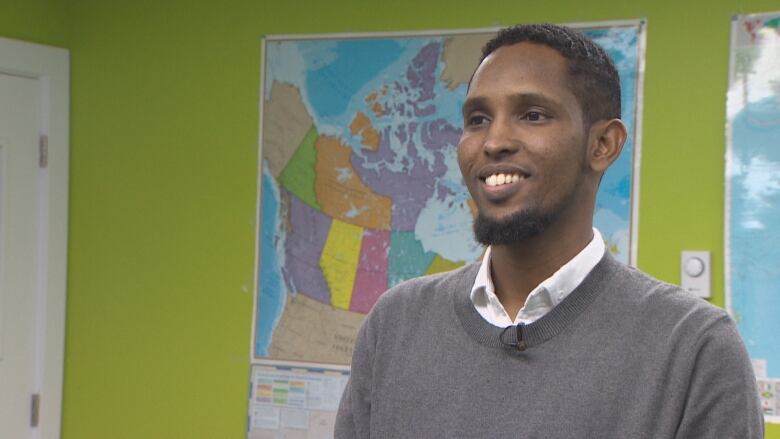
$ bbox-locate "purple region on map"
[282,190,332,304]
[423,119,462,200]
[351,42,461,231]
[406,43,438,116]
[353,125,448,231]
[350,229,390,314]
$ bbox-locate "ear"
[587,118,627,173]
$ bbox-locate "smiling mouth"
[482,173,522,187]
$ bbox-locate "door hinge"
[30,393,40,427]
[38,135,48,168]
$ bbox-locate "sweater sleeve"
[334,311,376,439]
[674,315,764,439]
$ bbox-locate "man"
[335,24,763,438]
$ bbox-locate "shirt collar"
[470,228,606,326]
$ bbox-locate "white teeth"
[485,173,521,187]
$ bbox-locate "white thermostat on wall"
[681,251,711,299]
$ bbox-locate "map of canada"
[255,27,642,364]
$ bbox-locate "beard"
[472,208,555,246]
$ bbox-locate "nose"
[482,116,519,157]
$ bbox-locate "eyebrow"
[462,92,562,117]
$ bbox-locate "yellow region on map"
[320,219,363,310]
[425,254,465,275]
[314,135,392,230]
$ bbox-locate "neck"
[489,221,594,319]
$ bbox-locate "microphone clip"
[499,324,528,352]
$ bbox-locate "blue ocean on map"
[303,39,404,119]
[587,28,638,242]
[256,168,285,355]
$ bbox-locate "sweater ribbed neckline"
[452,251,619,350]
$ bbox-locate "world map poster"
[726,12,780,421]
[254,23,645,365]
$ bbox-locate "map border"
[251,20,647,363]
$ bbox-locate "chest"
[369,321,686,438]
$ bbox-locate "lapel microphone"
[499,324,528,351]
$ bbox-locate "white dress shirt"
[469,228,606,327]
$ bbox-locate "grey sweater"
[335,252,763,438]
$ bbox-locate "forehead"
[468,42,575,101]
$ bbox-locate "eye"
[466,114,490,127]
[522,111,548,121]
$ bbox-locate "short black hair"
[480,23,621,124]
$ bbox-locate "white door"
[0,38,69,439]
[0,72,44,439]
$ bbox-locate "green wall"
[0,0,68,47]
[3,0,779,437]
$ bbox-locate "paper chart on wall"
[247,362,350,439]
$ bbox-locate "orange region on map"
[365,86,387,117]
[262,81,313,177]
[314,135,392,230]
[321,219,363,310]
[425,254,466,275]
[349,112,380,151]
[371,102,384,117]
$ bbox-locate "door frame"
[0,37,69,439]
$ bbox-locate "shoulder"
[359,263,479,333]
[370,262,480,317]
[353,262,480,350]
[603,259,731,340]
[596,259,755,397]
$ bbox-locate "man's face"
[458,42,592,245]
